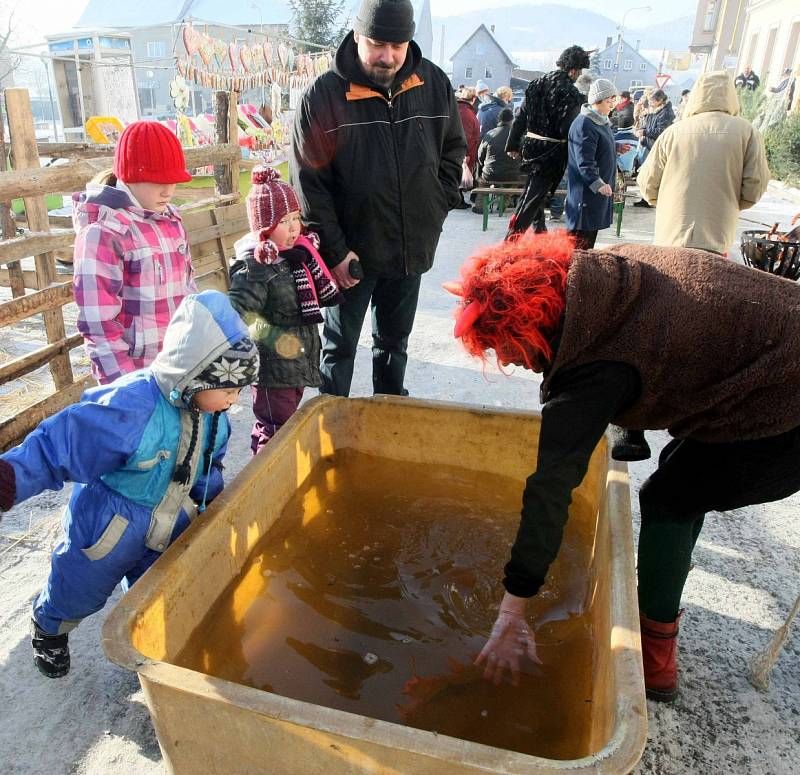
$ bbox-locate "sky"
[429,0,698,27]
[3,0,699,46]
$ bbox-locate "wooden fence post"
[5,88,73,390]
[0,98,25,298]
[213,90,241,200]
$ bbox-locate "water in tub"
[176,450,598,759]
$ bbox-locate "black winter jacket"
[477,95,507,137]
[228,248,322,390]
[477,124,524,182]
[290,33,466,278]
[610,100,634,129]
[640,102,675,149]
[506,70,584,177]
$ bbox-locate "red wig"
[452,231,573,371]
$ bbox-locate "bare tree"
[0,2,22,86]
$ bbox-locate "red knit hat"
[113,121,192,184]
[246,166,300,234]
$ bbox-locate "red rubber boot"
[640,610,683,702]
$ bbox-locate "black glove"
[0,458,16,516]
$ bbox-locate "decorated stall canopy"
[177,21,332,94]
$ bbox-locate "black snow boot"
[609,426,652,462]
[31,619,70,678]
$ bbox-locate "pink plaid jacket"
[72,186,197,384]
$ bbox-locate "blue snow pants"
[33,480,192,635]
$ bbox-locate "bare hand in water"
[476,599,540,686]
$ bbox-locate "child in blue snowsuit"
[0,290,258,677]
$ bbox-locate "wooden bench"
[474,184,637,237]
[472,185,525,232]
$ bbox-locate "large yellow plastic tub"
[103,395,646,774]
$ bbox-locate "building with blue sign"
[45,32,137,137]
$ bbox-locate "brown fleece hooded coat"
[541,244,800,443]
[637,71,770,254]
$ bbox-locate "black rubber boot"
[31,619,70,678]
[609,426,652,462]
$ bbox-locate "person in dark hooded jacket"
[633,90,675,206]
[290,0,466,398]
[472,108,525,213]
[504,45,590,239]
[477,86,512,137]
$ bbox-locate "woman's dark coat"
[565,107,617,231]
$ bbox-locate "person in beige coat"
[637,70,770,255]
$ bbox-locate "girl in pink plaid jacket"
[72,121,196,384]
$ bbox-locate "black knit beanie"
[353,0,415,43]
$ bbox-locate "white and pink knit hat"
[246,166,300,234]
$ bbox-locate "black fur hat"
[556,45,591,72]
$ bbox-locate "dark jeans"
[548,171,568,218]
[506,166,564,239]
[251,386,304,455]
[637,425,800,622]
[569,229,598,249]
[320,273,422,397]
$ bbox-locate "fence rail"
[0,87,244,453]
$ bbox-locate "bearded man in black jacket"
[290,0,466,397]
[505,46,590,239]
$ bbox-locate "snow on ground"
[1,189,799,774]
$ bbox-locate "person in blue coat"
[0,291,258,677]
[565,78,625,249]
[477,86,512,138]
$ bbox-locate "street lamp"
[613,5,651,86]
[251,1,265,102]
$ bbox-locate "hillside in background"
[432,4,694,64]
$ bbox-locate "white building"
[736,0,800,90]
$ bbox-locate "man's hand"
[507,150,522,160]
[597,183,613,197]
[634,129,644,139]
[331,250,361,290]
[475,592,540,686]
[617,143,633,154]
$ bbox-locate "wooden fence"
[0,88,246,452]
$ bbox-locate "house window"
[629,79,643,88]
[146,41,166,58]
[484,66,493,79]
[639,63,647,71]
[465,65,473,79]
[703,1,718,33]
[603,58,612,69]
[623,59,633,71]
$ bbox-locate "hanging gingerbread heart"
[199,32,214,66]
[229,42,239,71]
[251,42,264,67]
[213,37,227,69]
[177,59,187,78]
[316,54,329,75]
[285,47,295,72]
[240,45,253,73]
[263,39,273,66]
[278,42,289,68]
[182,22,199,58]
[305,55,315,79]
